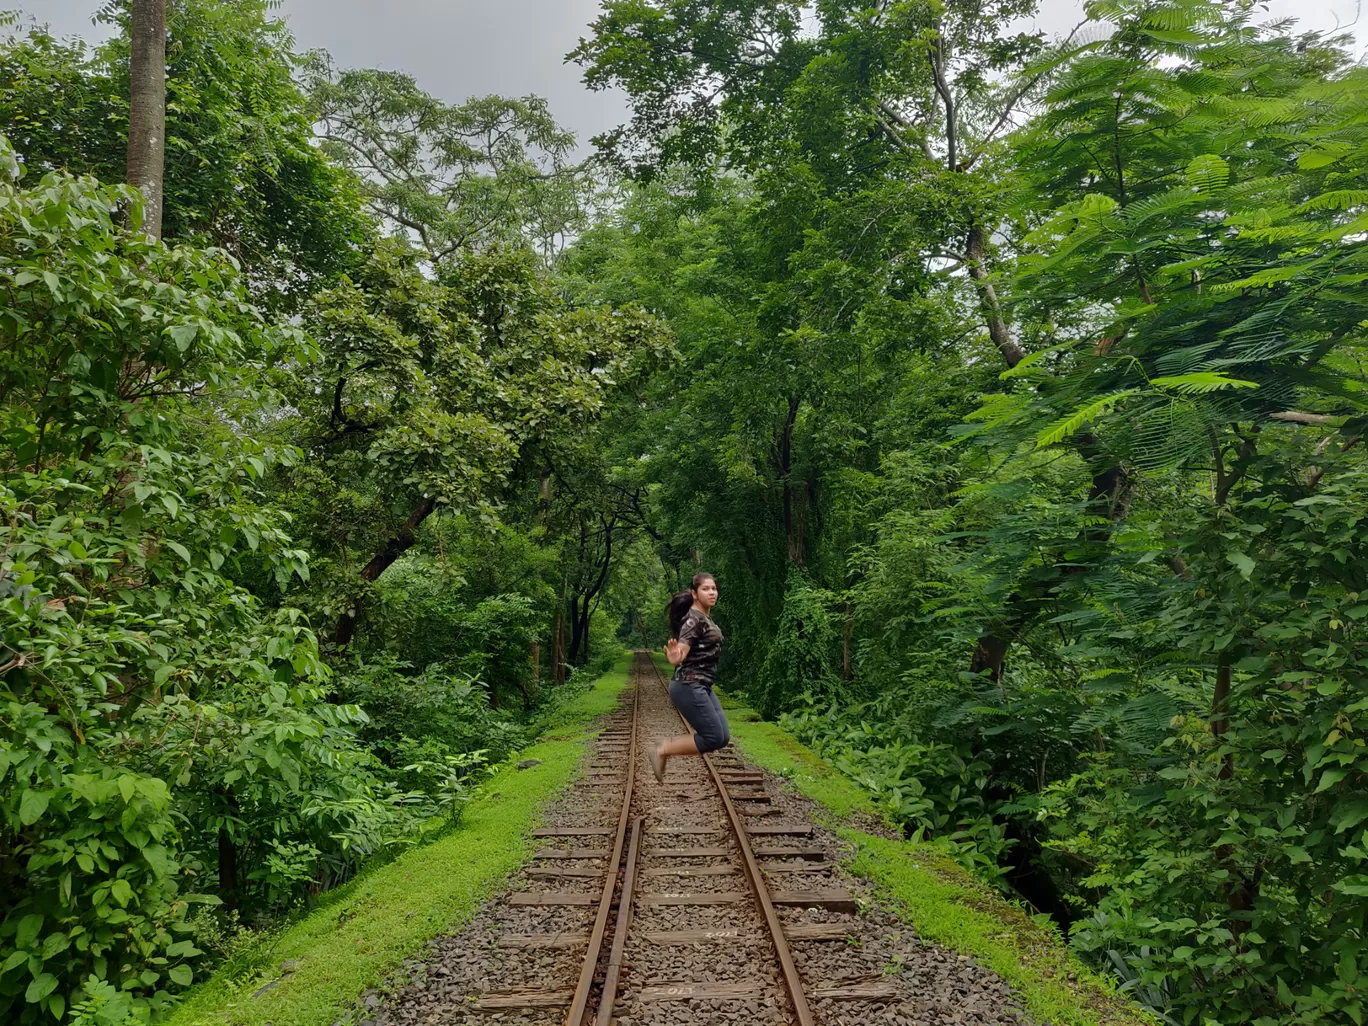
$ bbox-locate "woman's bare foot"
[649,745,667,783]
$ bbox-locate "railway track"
[460,650,893,1025]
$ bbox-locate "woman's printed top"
[676,610,725,686]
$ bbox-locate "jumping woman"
[650,572,730,782]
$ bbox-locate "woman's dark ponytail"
[666,591,693,639]
[665,572,715,639]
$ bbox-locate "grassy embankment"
[169,653,633,1026]
[643,654,1150,1026]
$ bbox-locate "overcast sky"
[13,0,1368,152]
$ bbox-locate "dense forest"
[2,0,1366,1023]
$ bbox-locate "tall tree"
[1,3,372,309]
[572,0,1043,681]
[126,0,166,238]
[307,63,593,262]
[284,244,671,651]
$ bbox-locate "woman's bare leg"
[651,734,700,780]
[658,734,700,758]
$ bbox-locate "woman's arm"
[665,639,691,666]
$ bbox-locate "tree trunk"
[970,632,1010,685]
[521,641,539,711]
[566,515,617,667]
[127,0,167,240]
[217,827,238,909]
[553,615,565,684]
[842,601,853,680]
[963,221,1029,674]
[965,223,1024,368]
[966,441,1129,680]
[579,594,592,664]
[967,455,1128,679]
[552,581,566,685]
[778,396,804,566]
[1212,659,1233,778]
[568,593,586,665]
[334,495,436,649]
[1078,431,1134,530]
[567,589,599,667]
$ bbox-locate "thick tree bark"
[334,495,437,648]
[127,0,167,240]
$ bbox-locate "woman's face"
[694,577,719,611]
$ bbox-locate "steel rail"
[593,817,642,1026]
[564,665,640,1026]
[644,653,817,1026]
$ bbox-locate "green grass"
[168,653,633,1026]
[718,697,879,821]
[717,689,1154,1026]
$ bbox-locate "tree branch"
[929,37,957,172]
[1270,410,1336,426]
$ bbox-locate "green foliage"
[755,569,845,718]
[281,238,671,650]
[1032,463,1368,1026]
[0,2,371,310]
[1004,1,1367,472]
[332,659,524,777]
[723,702,1152,1026]
[574,2,1368,1024]
[307,62,589,260]
[0,138,379,1022]
[0,10,664,1014]
[165,656,634,1026]
[5,0,1368,1023]
[782,705,1014,881]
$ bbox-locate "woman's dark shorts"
[668,677,730,753]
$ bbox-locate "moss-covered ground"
[168,653,633,1026]
[697,669,1152,1026]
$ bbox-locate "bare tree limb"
[1271,411,1336,426]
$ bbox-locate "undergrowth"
[722,693,1154,1026]
[166,653,633,1026]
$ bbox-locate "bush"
[781,701,1014,883]
[0,140,419,1023]
[754,570,846,719]
[332,659,526,774]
